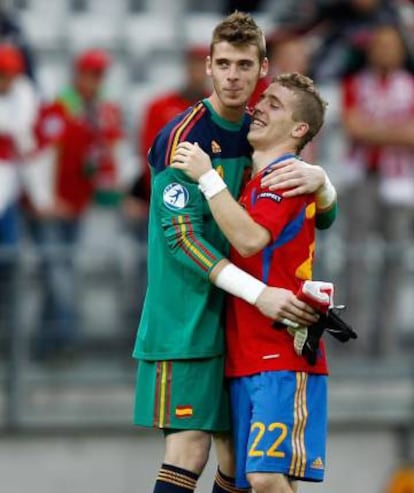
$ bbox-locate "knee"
[165,430,211,474]
[214,433,235,477]
[247,472,292,493]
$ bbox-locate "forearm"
[209,259,265,304]
[163,213,226,280]
[316,202,338,229]
[315,172,337,229]
[355,125,414,147]
[206,186,270,257]
[371,123,414,147]
[345,112,414,147]
[209,259,320,325]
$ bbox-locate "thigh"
[134,357,230,432]
[236,372,327,484]
[164,429,212,474]
[229,376,254,489]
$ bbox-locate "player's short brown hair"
[211,11,266,62]
[273,72,327,152]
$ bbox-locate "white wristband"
[214,263,266,305]
[316,174,337,211]
[198,169,227,200]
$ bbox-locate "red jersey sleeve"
[247,189,307,243]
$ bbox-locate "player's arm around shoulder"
[260,158,338,229]
[207,185,271,257]
[171,141,271,257]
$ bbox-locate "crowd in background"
[0,0,413,364]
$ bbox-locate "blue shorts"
[229,371,327,488]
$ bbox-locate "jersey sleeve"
[248,190,307,243]
[148,102,206,175]
[316,200,338,230]
[153,167,226,279]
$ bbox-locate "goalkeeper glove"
[277,281,357,365]
[288,281,334,364]
[299,306,358,365]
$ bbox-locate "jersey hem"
[133,350,224,360]
[225,366,329,378]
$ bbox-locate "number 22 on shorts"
[248,421,288,458]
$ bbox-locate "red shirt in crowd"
[34,88,124,215]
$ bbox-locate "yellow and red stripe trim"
[172,215,217,272]
[289,372,309,477]
[157,467,197,490]
[153,361,172,428]
[165,103,206,166]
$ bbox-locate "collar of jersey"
[262,152,298,177]
[203,99,246,131]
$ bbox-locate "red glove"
[296,280,334,314]
[288,281,334,362]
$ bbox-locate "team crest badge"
[211,140,221,153]
[163,183,189,210]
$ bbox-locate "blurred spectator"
[249,28,312,108]
[340,24,414,355]
[274,0,409,82]
[0,43,38,345]
[249,28,318,163]
[0,1,36,80]
[122,45,210,324]
[23,48,127,362]
[127,45,210,209]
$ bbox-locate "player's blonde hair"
[273,72,328,152]
[211,11,266,62]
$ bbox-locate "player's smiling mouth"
[251,116,266,127]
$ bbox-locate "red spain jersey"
[33,89,124,215]
[225,156,328,377]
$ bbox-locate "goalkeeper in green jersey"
[131,11,338,493]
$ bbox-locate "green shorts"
[133,356,230,432]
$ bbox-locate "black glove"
[323,307,358,342]
[300,307,357,366]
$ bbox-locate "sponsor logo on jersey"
[163,183,189,210]
[257,191,283,203]
[211,140,221,153]
[175,405,193,418]
[310,457,324,470]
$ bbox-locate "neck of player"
[207,94,246,123]
[252,144,297,176]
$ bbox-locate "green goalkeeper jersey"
[133,100,252,360]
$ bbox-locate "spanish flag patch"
[175,405,193,418]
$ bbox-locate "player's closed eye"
[239,61,254,70]
[216,60,230,68]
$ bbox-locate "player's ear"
[260,57,269,78]
[206,56,212,76]
[292,122,309,139]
